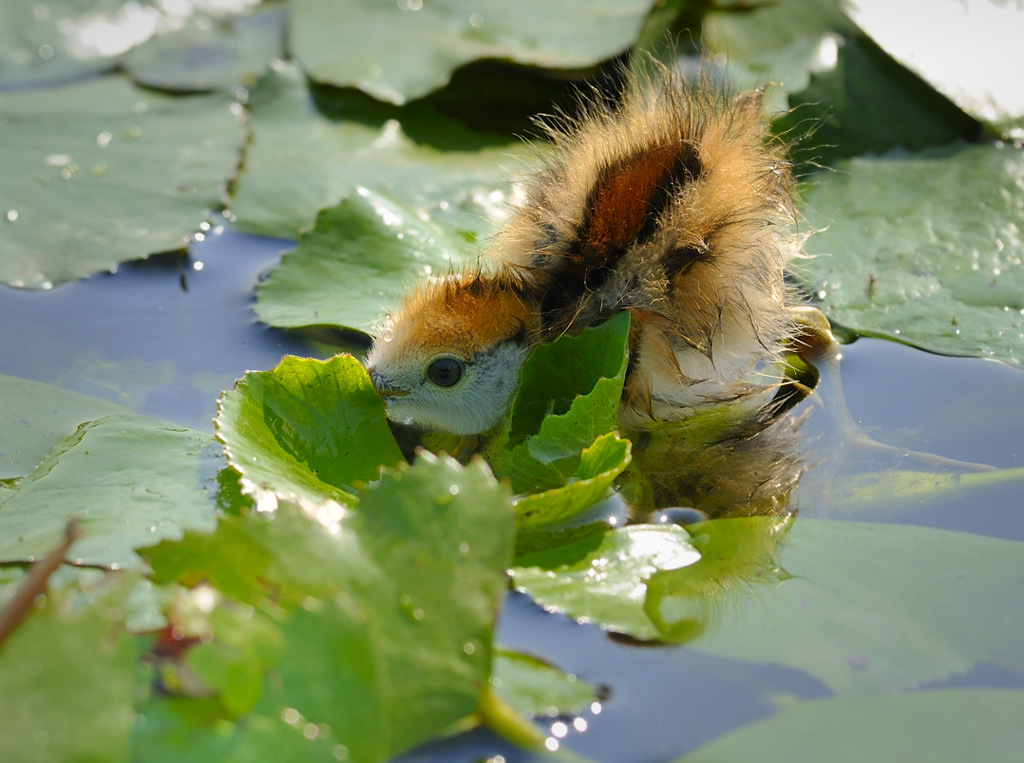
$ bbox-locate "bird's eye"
[426,356,464,388]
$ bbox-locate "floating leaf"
[703,0,854,112]
[677,690,1024,763]
[492,312,630,495]
[492,649,600,719]
[776,34,980,166]
[846,0,1024,134]
[644,516,793,642]
[122,5,283,92]
[142,454,515,761]
[0,75,241,288]
[0,372,130,481]
[673,519,1024,694]
[0,0,125,87]
[289,0,652,104]
[513,432,632,555]
[229,64,524,240]
[513,524,701,641]
[516,513,1024,699]
[0,415,219,570]
[215,354,404,509]
[0,0,264,88]
[0,571,138,762]
[255,189,475,333]
[800,142,1024,367]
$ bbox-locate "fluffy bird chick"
[366,65,806,436]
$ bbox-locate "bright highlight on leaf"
[846,0,1024,133]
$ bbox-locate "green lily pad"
[492,312,630,495]
[255,189,475,333]
[513,524,701,641]
[0,75,242,288]
[669,519,1024,695]
[703,0,854,113]
[142,454,515,761]
[0,373,130,481]
[492,649,600,719]
[0,571,138,763]
[0,0,127,87]
[121,5,284,93]
[0,0,270,89]
[512,516,789,643]
[229,64,526,240]
[515,515,1024,697]
[289,0,653,105]
[677,690,1024,763]
[800,142,1024,367]
[644,516,793,642]
[846,0,1024,134]
[822,465,1024,514]
[0,414,219,570]
[513,432,632,555]
[328,455,514,755]
[215,354,404,509]
[777,34,980,166]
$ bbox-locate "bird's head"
[365,274,538,435]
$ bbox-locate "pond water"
[3,226,1022,762]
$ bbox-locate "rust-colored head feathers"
[366,63,807,435]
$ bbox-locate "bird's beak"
[365,367,410,398]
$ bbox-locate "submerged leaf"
[677,689,1024,763]
[682,519,1024,694]
[824,465,1024,513]
[801,142,1024,366]
[0,75,242,288]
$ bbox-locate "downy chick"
[366,65,807,436]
